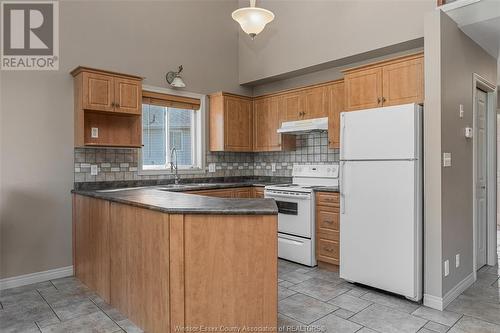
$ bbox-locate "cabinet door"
[282,92,302,121]
[303,86,328,119]
[327,82,345,149]
[114,77,141,115]
[254,97,281,151]
[224,96,253,151]
[344,67,382,111]
[234,188,252,198]
[253,98,271,151]
[82,72,115,112]
[382,57,423,106]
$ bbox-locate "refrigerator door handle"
[340,113,346,160]
[340,161,346,214]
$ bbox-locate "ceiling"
[443,0,500,64]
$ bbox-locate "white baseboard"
[0,266,74,291]
[423,294,443,310]
[423,272,475,311]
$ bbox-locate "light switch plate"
[459,104,464,118]
[455,254,460,268]
[271,163,276,172]
[91,127,99,138]
[90,165,98,176]
[443,153,452,167]
[208,163,216,173]
[444,260,450,277]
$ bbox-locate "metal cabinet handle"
[324,220,333,224]
[111,102,115,107]
[377,97,381,105]
[323,247,334,252]
[115,103,120,108]
[381,97,386,104]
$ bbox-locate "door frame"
[472,73,497,279]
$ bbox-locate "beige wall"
[424,10,497,300]
[252,47,423,96]
[0,0,246,279]
[238,0,435,84]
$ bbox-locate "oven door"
[265,190,312,238]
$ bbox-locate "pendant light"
[232,0,275,39]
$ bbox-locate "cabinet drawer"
[317,237,339,264]
[316,192,339,207]
[317,208,339,233]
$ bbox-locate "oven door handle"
[265,192,311,200]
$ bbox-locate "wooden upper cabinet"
[382,56,424,106]
[344,67,383,111]
[72,67,143,148]
[253,96,295,152]
[73,67,142,115]
[114,77,141,115]
[302,86,329,120]
[209,92,253,152]
[327,80,345,149]
[343,53,424,111]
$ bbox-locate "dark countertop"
[72,182,278,215]
[313,186,339,193]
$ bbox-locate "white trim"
[423,272,475,311]
[472,74,497,280]
[0,266,73,291]
[423,294,444,311]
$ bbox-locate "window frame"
[138,85,207,175]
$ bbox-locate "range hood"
[277,117,328,134]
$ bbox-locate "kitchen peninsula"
[72,187,278,333]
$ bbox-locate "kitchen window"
[139,88,205,174]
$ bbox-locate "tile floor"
[1,253,499,333]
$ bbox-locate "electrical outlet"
[208,163,216,173]
[90,165,98,176]
[91,127,99,138]
[444,260,450,277]
[271,163,276,172]
[456,254,460,268]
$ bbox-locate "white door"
[476,89,488,269]
[340,160,421,300]
[340,104,420,160]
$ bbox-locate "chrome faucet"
[170,147,180,184]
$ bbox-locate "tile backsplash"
[74,132,339,182]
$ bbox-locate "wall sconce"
[166,65,186,88]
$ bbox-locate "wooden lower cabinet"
[315,192,340,267]
[253,187,265,198]
[73,195,111,302]
[73,194,277,333]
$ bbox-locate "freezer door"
[339,160,422,300]
[340,104,420,160]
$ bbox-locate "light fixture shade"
[170,75,186,88]
[232,6,274,38]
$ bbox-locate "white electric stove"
[265,164,339,266]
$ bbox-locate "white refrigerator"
[339,103,422,301]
